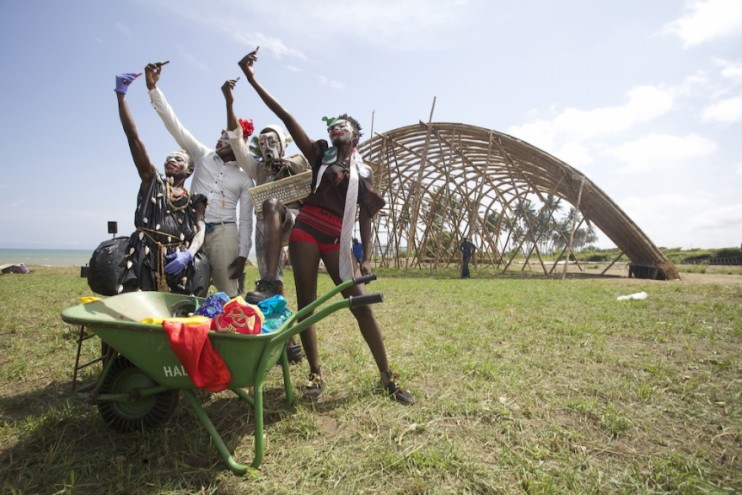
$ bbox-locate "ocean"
[0,248,93,267]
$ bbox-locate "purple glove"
[164,251,193,275]
[115,72,142,94]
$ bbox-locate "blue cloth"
[352,240,363,260]
[257,295,293,334]
[195,292,231,318]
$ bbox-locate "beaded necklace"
[165,180,190,213]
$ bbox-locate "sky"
[0,0,741,252]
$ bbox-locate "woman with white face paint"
[239,50,414,405]
[114,72,207,295]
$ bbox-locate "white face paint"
[328,119,354,145]
[163,151,190,176]
[259,131,282,162]
[215,130,233,157]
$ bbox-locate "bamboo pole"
[563,176,586,279]
[405,97,436,268]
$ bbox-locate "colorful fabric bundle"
[212,296,264,335]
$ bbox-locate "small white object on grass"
[617,291,648,301]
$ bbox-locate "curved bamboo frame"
[358,122,678,280]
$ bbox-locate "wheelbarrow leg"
[231,386,265,469]
[279,348,295,407]
[182,390,256,475]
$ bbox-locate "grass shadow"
[0,379,300,494]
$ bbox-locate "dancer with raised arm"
[238,50,414,404]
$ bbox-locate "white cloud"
[554,142,593,169]
[233,32,308,61]
[114,22,133,36]
[664,0,742,48]
[301,0,466,48]
[136,0,467,55]
[510,85,675,151]
[317,75,346,90]
[617,193,742,248]
[5,198,29,209]
[176,48,212,74]
[688,202,742,231]
[736,163,742,175]
[701,95,742,123]
[618,193,699,248]
[714,58,742,82]
[606,133,716,173]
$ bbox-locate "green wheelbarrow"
[61,274,382,474]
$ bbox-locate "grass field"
[1,266,740,494]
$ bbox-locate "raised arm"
[145,62,211,162]
[222,79,258,178]
[223,79,239,131]
[115,73,156,194]
[238,50,317,165]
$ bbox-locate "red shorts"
[289,205,341,255]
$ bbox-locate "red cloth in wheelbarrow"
[162,320,232,392]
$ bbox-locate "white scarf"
[338,150,363,281]
[315,148,370,281]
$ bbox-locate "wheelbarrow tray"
[61,291,284,389]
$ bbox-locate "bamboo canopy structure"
[358,121,679,280]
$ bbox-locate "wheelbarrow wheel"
[97,356,179,433]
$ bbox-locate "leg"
[245,200,289,303]
[288,237,322,388]
[322,249,389,375]
[201,227,238,297]
[262,199,288,280]
[254,218,269,280]
[322,250,414,404]
[461,255,471,278]
[206,224,241,297]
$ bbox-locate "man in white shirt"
[145,62,254,297]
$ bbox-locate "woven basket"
[249,171,313,215]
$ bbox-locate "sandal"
[303,372,324,400]
[383,370,415,405]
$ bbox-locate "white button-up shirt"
[149,88,255,259]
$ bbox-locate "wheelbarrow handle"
[353,273,377,285]
[348,293,384,307]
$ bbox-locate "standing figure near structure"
[239,49,414,404]
[114,72,207,295]
[460,237,477,279]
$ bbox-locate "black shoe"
[383,370,415,405]
[245,279,284,304]
[303,372,324,400]
[286,342,303,364]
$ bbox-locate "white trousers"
[203,223,240,297]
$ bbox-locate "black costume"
[119,174,208,295]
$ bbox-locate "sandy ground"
[576,263,742,286]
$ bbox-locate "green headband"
[322,116,338,128]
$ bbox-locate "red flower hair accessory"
[239,118,254,140]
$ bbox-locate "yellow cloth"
[80,296,102,304]
[139,315,212,326]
